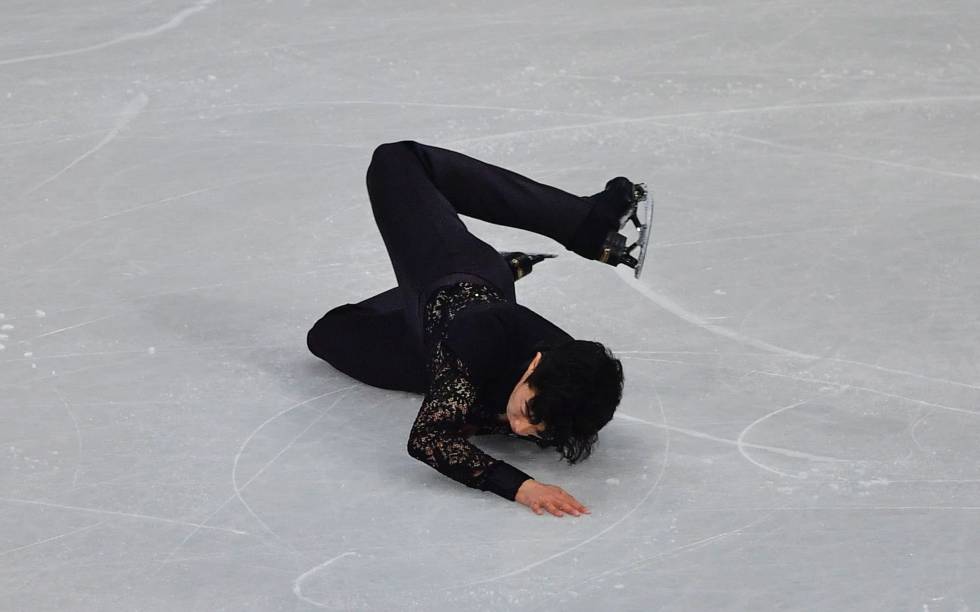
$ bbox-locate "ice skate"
[499,251,557,280]
[597,182,653,279]
[570,178,654,279]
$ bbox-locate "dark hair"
[524,339,624,464]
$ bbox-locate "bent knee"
[306,306,351,361]
[371,140,417,160]
[367,140,420,179]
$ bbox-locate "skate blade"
[632,183,654,279]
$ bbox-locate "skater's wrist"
[514,479,538,504]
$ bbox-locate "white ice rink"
[2,1,979,610]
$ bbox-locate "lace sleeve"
[406,343,532,501]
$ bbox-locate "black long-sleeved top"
[406,281,573,501]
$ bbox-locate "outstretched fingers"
[535,496,589,518]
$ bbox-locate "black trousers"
[307,140,595,393]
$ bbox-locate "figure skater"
[307,141,650,517]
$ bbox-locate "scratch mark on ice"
[0,0,218,66]
[736,397,822,478]
[157,384,359,568]
[615,268,980,391]
[0,497,249,535]
[31,313,118,340]
[232,392,351,551]
[0,521,104,557]
[615,412,846,464]
[54,387,84,488]
[25,93,149,195]
[292,552,358,607]
[615,269,813,360]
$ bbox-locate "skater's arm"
[406,346,532,501]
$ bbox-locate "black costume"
[307,141,607,500]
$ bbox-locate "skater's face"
[506,352,546,438]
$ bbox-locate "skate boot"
[569,178,653,279]
[499,251,557,281]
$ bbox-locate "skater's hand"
[515,480,590,517]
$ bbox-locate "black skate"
[570,178,654,278]
[499,251,557,280]
[597,182,653,279]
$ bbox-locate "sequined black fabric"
[406,281,531,499]
[422,280,506,341]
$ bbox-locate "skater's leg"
[366,143,517,346]
[370,140,631,271]
[307,287,427,393]
[393,140,594,247]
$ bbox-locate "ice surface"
[2,1,979,610]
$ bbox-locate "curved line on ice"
[157,385,357,568]
[446,386,671,591]
[616,269,815,360]
[735,397,820,478]
[621,354,980,422]
[232,391,352,550]
[614,412,847,464]
[0,0,218,66]
[615,268,980,392]
[292,551,358,608]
